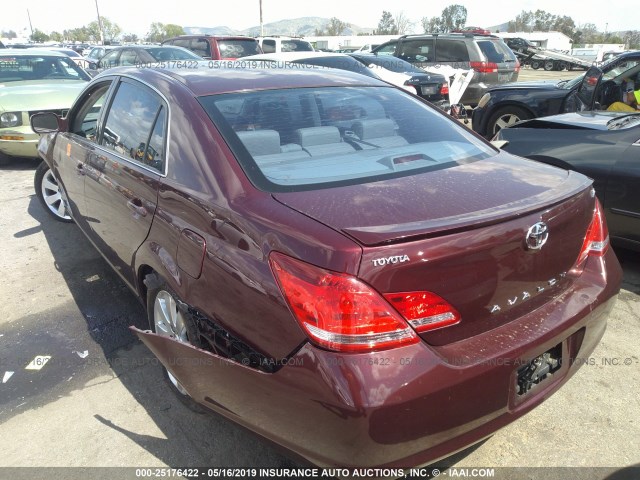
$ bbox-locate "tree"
[394,11,414,35]
[439,4,467,32]
[375,11,397,35]
[624,30,640,49]
[1,30,17,39]
[508,10,576,37]
[49,31,64,42]
[315,17,349,36]
[87,17,121,43]
[121,33,139,43]
[422,16,443,34]
[326,17,349,36]
[30,29,49,43]
[145,22,185,43]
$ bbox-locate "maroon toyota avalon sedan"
[32,62,621,469]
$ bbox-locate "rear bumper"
[134,249,621,468]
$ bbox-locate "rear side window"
[435,40,469,62]
[199,86,494,192]
[282,40,313,52]
[262,39,276,54]
[218,40,261,59]
[191,39,211,58]
[100,81,166,172]
[477,40,517,63]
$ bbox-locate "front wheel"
[486,106,532,137]
[34,162,73,222]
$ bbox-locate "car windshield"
[353,55,424,74]
[0,54,90,82]
[146,47,201,61]
[477,40,517,63]
[199,86,494,192]
[602,59,640,81]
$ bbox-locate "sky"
[1,0,636,39]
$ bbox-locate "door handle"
[126,198,148,217]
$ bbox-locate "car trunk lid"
[273,152,595,344]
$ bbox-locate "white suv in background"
[256,36,314,53]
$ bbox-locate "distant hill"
[185,17,374,37]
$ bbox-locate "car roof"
[0,48,68,57]
[106,62,387,96]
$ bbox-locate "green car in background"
[0,49,90,164]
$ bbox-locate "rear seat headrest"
[351,119,397,140]
[236,130,281,156]
[295,126,342,147]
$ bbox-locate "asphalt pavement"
[0,69,638,480]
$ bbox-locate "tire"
[544,60,554,71]
[486,106,532,137]
[34,162,73,222]
[531,60,541,70]
[144,273,206,412]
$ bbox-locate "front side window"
[70,82,111,142]
[374,41,397,55]
[100,50,120,68]
[119,50,139,66]
[101,81,165,172]
[399,39,434,63]
[199,86,494,191]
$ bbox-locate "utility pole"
[259,0,264,36]
[94,0,105,44]
[27,9,34,38]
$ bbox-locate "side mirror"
[31,112,61,134]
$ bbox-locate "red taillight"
[470,61,498,73]
[515,60,521,73]
[270,252,419,352]
[401,81,419,95]
[384,292,461,333]
[577,198,609,265]
[439,83,449,95]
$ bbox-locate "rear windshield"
[199,86,494,192]
[477,40,517,63]
[281,40,314,52]
[0,55,90,82]
[218,40,261,59]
